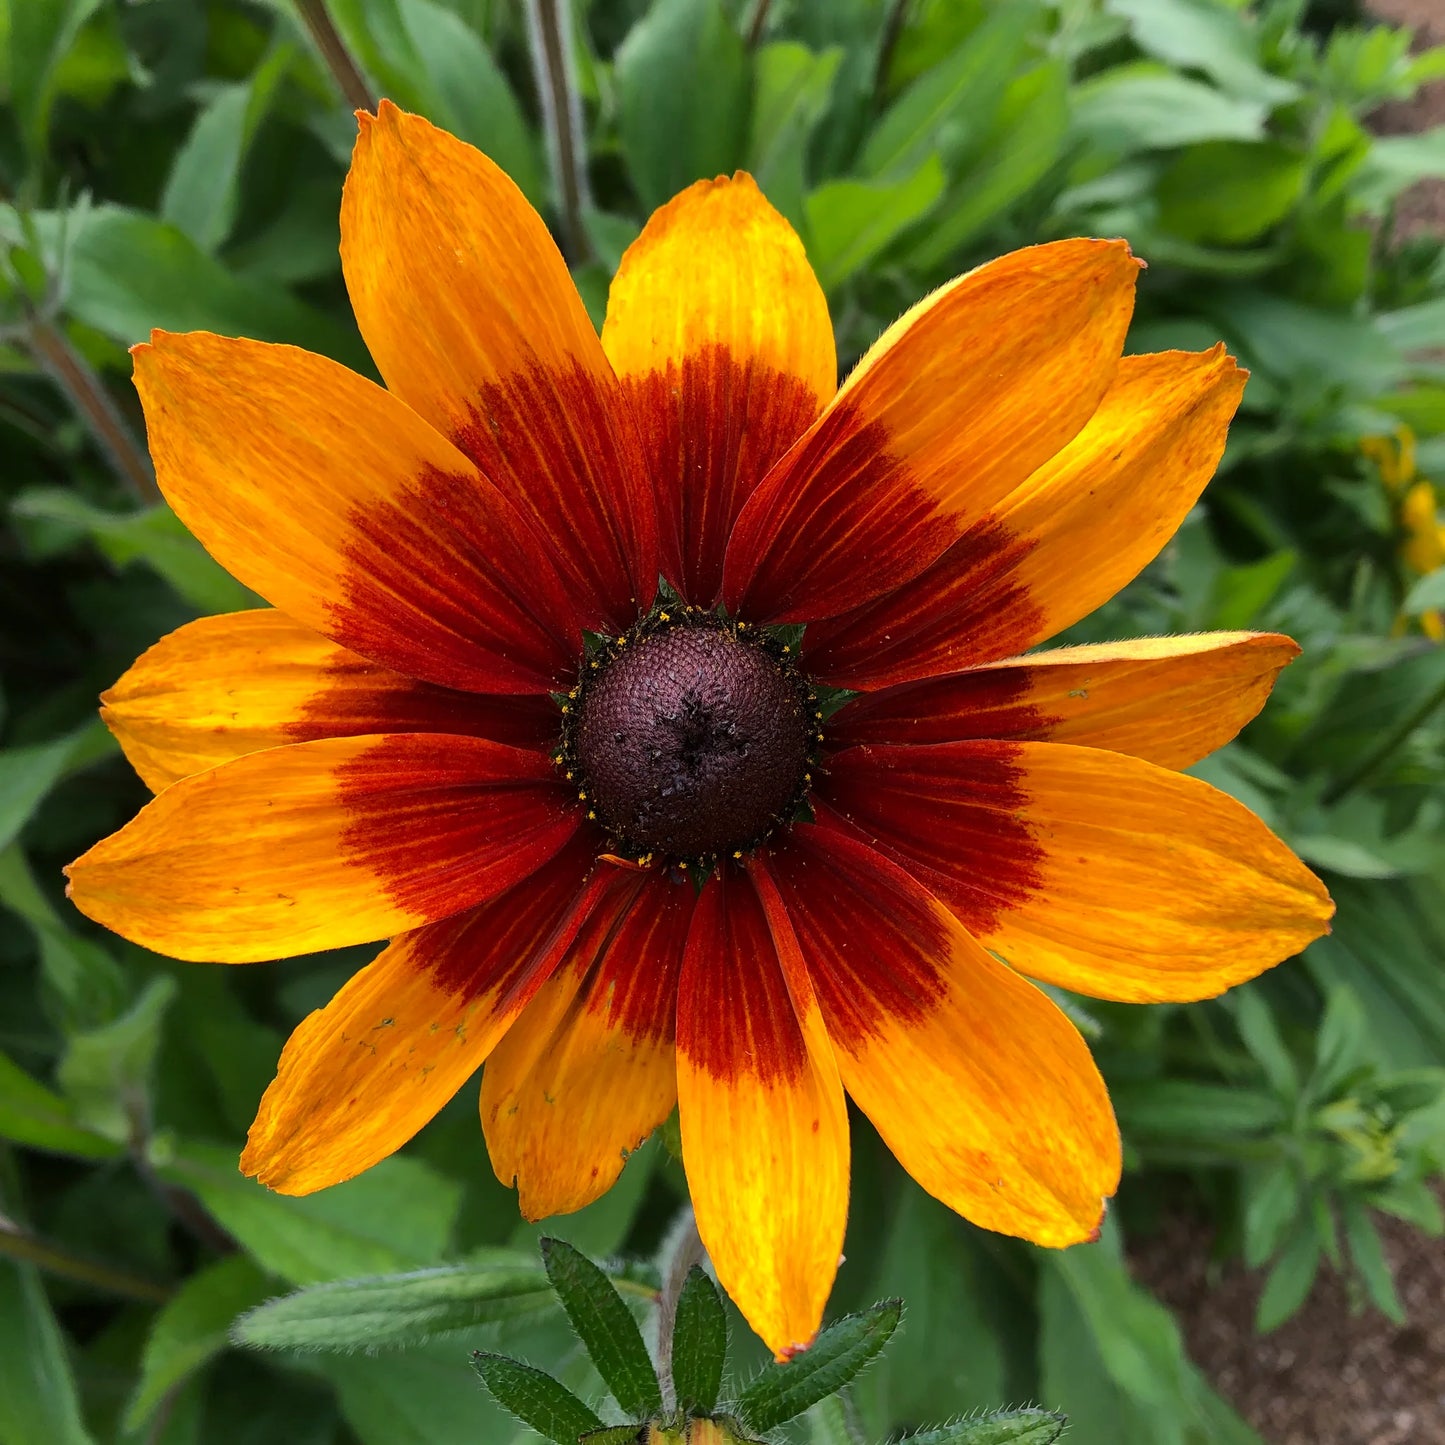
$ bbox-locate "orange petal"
[805,346,1246,688]
[104,610,562,793]
[342,102,655,625]
[677,868,848,1359]
[242,840,604,1193]
[822,740,1333,1003]
[65,735,578,962]
[723,239,1139,623]
[481,870,694,1219]
[602,174,835,605]
[133,332,581,694]
[828,632,1299,768]
[766,821,1119,1245]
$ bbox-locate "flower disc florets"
[560,609,818,866]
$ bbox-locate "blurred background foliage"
[1,0,1444,1441]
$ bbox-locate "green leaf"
[1071,64,1268,154]
[0,718,111,854]
[9,0,101,162]
[1114,1080,1285,1142]
[1255,1224,1321,1332]
[0,1257,95,1445]
[158,1142,461,1286]
[804,153,945,293]
[1353,128,1445,211]
[615,0,750,210]
[58,975,178,1140]
[738,1299,902,1432]
[1313,988,1369,1098]
[470,1352,604,1444]
[1404,569,1445,616]
[1243,1160,1302,1270]
[1342,1198,1404,1324]
[124,1254,273,1430]
[671,1265,727,1415]
[747,41,843,228]
[13,489,255,614]
[861,1,1042,179]
[0,1046,122,1161]
[1156,141,1307,245]
[542,1238,661,1419]
[902,1409,1067,1444]
[234,1256,555,1353]
[1233,987,1299,1099]
[903,58,1069,271]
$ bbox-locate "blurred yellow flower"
[1363,428,1445,641]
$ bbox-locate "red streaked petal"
[104,609,560,792]
[677,868,848,1360]
[133,332,582,694]
[602,173,835,605]
[242,838,604,1193]
[65,734,579,963]
[481,869,694,1219]
[342,102,655,626]
[765,821,1119,1245]
[821,740,1333,1003]
[828,632,1299,768]
[804,347,1245,688]
[722,239,1139,624]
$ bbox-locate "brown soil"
[1370,0,1445,240]
[1130,1206,1445,1444]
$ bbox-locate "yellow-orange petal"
[132,332,582,694]
[103,610,561,793]
[677,868,848,1359]
[804,346,1246,688]
[823,740,1333,1004]
[481,870,694,1219]
[342,101,655,625]
[829,632,1299,768]
[602,173,836,606]
[723,239,1140,624]
[242,839,603,1193]
[65,734,578,963]
[767,822,1119,1245]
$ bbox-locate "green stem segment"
[0,1219,171,1304]
[294,0,376,113]
[525,0,592,264]
[28,316,160,505]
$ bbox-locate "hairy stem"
[654,1205,706,1411]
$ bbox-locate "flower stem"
[525,0,592,263]
[654,1206,705,1411]
[746,0,774,49]
[1321,668,1445,806]
[874,0,912,103]
[27,315,160,505]
[0,1215,171,1304]
[294,0,376,113]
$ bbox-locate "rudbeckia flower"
[67,103,1333,1358]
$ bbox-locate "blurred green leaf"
[1156,141,1306,245]
[1071,64,1268,153]
[616,0,749,211]
[1234,988,1299,1099]
[1255,1223,1321,1331]
[671,1265,727,1416]
[0,1257,95,1445]
[471,1351,603,1444]
[1341,1198,1404,1324]
[805,153,945,292]
[159,1143,462,1285]
[0,718,111,854]
[747,41,843,228]
[9,0,101,165]
[1243,1160,1302,1269]
[234,1255,556,1352]
[0,1046,122,1161]
[1403,569,1445,616]
[860,1,1042,179]
[125,1254,273,1430]
[542,1237,660,1418]
[738,1299,902,1431]
[13,489,254,614]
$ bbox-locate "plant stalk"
[27,316,160,505]
[0,1218,171,1304]
[294,0,376,113]
[525,0,592,263]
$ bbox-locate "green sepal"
[736,1298,902,1431]
[542,1238,664,1419]
[470,1351,604,1444]
[671,1266,727,1416]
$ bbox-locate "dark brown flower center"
[567,619,814,864]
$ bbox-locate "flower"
[66,102,1333,1359]
[1362,427,1445,640]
